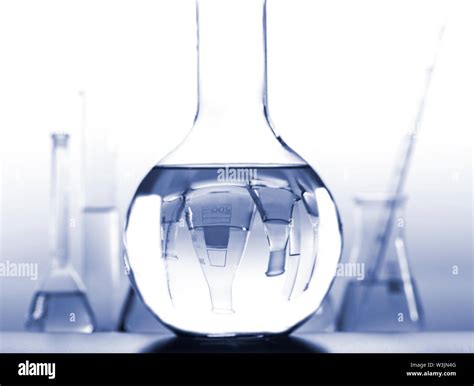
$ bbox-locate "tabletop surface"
[0,331,472,353]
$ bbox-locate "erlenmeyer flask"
[26,133,96,333]
[337,193,423,332]
[124,0,342,337]
[336,23,443,332]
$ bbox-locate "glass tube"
[83,206,122,330]
[80,92,126,331]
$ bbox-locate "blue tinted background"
[0,0,472,331]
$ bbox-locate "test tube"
[248,182,297,277]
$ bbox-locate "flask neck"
[195,0,269,128]
[159,0,306,166]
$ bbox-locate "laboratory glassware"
[365,24,445,284]
[26,133,96,333]
[124,0,342,337]
[312,294,337,331]
[337,193,423,331]
[337,25,444,332]
[79,92,126,331]
[118,287,170,333]
[297,294,337,332]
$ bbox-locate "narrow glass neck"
[50,134,70,269]
[195,0,268,123]
[159,0,306,166]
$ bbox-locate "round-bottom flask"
[126,165,341,336]
[124,0,342,337]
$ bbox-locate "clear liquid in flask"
[338,279,422,332]
[27,290,95,333]
[125,165,342,336]
[337,194,423,332]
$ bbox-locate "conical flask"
[337,193,423,331]
[124,0,342,337]
[337,25,443,332]
[26,133,96,333]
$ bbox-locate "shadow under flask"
[124,0,342,337]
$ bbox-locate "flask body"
[125,165,342,336]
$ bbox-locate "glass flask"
[118,287,170,333]
[297,294,337,333]
[313,296,337,331]
[124,0,343,337]
[337,193,423,332]
[336,25,443,332]
[26,133,96,333]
